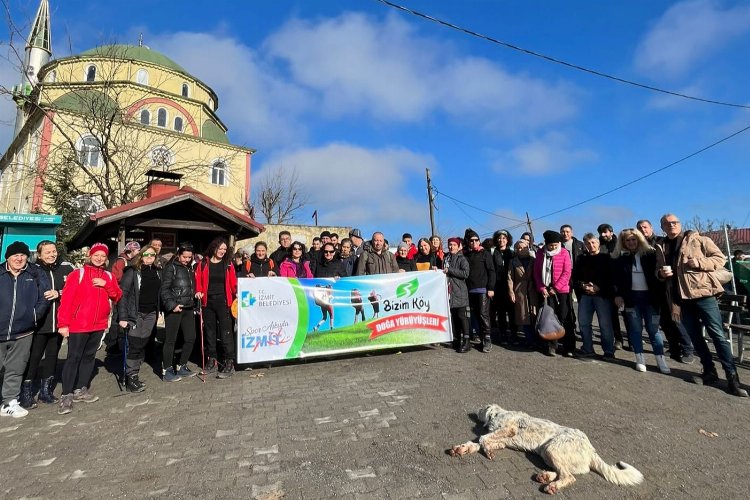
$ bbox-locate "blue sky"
[3,0,750,243]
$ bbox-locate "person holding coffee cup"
[655,213,747,397]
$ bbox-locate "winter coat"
[279,258,313,278]
[118,265,162,323]
[313,257,345,278]
[355,248,399,276]
[414,252,442,271]
[508,255,538,325]
[444,251,470,309]
[492,247,513,292]
[533,248,571,294]
[464,248,495,291]
[270,246,290,268]
[396,255,417,273]
[160,260,196,312]
[248,254,275,277]
[611,251,662,308]
[0,262,50,341]
[572,253,614,298]
[57,264,122,334]
[34,259,74,334]
[656,230,726,301]
[195,259,238,308]
[340,254,357,277]
[562,238,585,287]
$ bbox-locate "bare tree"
[248,164,309,224]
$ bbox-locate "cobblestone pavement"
[2,334,749,499]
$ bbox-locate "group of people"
[0,213,745,421]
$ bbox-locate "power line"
[434,188,527,223]
[531,123,750,222]
[374,0,750,110]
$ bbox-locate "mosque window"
[157,108,168,128]
[181,83,190,97]
[85,65,96,82]
[140,109,150,125]
[211,160,227,186]
[46,70,56,83]
[151,146,173,170]
[136,69,149,85]
[78,136,102,167]
[174,117,183,133]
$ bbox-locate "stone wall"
[235,223,352,254]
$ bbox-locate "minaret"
[13,0,52,137]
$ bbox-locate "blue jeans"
[623,291,663,355]
[680,296,737,376]
[578,295,615,355]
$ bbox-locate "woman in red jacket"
[195,237,237,379]
[57,243,122,414]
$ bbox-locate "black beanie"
[464,228,479,241]
[5,241,30,259]
[543,231,562,245]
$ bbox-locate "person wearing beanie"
[104,241,140,354]
[395,242,416,273]
[463,228,495,353]
[533,230,573,357]
[57,242,122,414]
[444,237,471,352]
[0,241,50,418]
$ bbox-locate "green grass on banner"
[302,320,441,352]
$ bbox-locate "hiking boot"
[203,357,218,374]
[38,377,58,404]
[19,380,38,409]
[163,367,182,382]
[177,364,197,378]
[459,336,471,353]
[58,394,73,415]
[481,336,492,353]
[0,399,28,418]
[217,359,235,379]
[691,368,719,386]
[727,372,748,398]
[73,387,99,403]
[681,354,695,364]
[125,375,146,393]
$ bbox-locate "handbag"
[536,299,565,341]
[712,267,733,285]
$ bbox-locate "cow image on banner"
[236,272,452,364]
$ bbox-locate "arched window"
[181,83,190,97]
[157,108,167,127]
[174,116,183,132]
[85,65,96,82]
[78,136,101,167]
[208,98,214,110]
[211,160,227,186]
[136,69,149,85]
[46,70,56,83]
[139,109,150,125]
[151,146,173,170]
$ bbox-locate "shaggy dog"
[449,404,644,495]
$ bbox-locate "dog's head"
[477,404,505,424]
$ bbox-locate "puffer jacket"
[656,230,725,300]
[279,258,313,278]
[160,260,196,311]
[533,247,571,294]
[444,251,470,308]
[0,262,50,341]
[57,264,122,334]
[34,258,74,334]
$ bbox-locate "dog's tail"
[590,453,644,486]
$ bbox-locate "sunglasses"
[142,252,157,257]
[469,238,480,242]
[292,247,303,251]
[323,250,335,254]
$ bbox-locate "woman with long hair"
[195,237,238,379]
[117,246,162,392]
[160,243,199,383]
[508,239,538,349]
[414,238,442,271]
[430,235,445,262]
[279,241,313,278]
[57,243,122,414]
[248,242,276,277]
[612,228,670,374]
[20,241,74,408]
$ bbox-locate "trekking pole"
[198,302,206,383]
[121,324,129,391]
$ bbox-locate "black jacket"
[396,255,417,272]
[118,265,162,323]
[464,249,495,291]
[0,262,50,341]
[312,257,345,278]
[270,246,290,267]
[160,260,196,311]
[611,251,662,308]
[492,248,513,292]
[249,254,275,277]
[573,253,614,298]
[414,252,442,270]
[34,259,74,334]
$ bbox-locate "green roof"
[79,44,189,76]
[202,119,229,144]
[52,90,119,116]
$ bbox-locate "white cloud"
[256,142,433,229]
[265,12,578,132]
[635,0,750,77]
[490,132,597,175]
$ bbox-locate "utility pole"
[426,168,436,236]
[525,212,534,243]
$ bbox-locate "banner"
[236,271,452,364]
